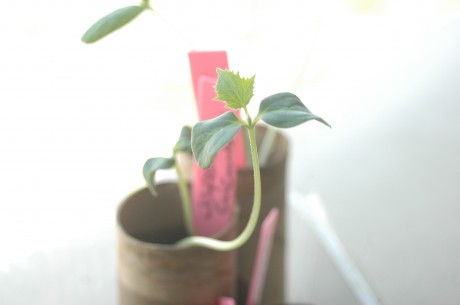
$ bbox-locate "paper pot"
[237,125,289,305]
[117,183,237,305]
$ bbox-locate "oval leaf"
[192,112,243,169]
[81,6,145,43]
[257,92,331,128]
[173,126,192,154]
[143,157,175,196]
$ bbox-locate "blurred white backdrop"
[1,0,460,303]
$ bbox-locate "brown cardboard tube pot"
[117,183,237,305]
[237,124,289,305]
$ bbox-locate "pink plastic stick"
[189,51,246,168]
[188,51,245,236]
[219,297,236,305]
[246,208,280,305]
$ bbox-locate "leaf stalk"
[174,156,194,236]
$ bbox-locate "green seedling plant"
[143,125,195,236]
[83,0,330,252]
[144,69,330,251]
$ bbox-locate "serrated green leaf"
[192,112,243,169]
[173,126,192,154]
[256,92,331,128]
[81,6,145,44]
[214,69,256,110]
[143,157,175,196]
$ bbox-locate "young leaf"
[214,69,256,110]
[143,157,175,196]
[192,111,244,169]
[173,126,192,154]
[256,92,331,128]
[81,6,146,43]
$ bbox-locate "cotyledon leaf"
[192,111,244,169]
[143,157,175,196]
[81,6,146,43]
[256,92,331,128]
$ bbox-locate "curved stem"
[140,0,151,9]
[174,159,194,236]
[176,125,261,251]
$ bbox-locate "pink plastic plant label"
[188,51,245,236]
[219,297,236,305]
[246,208,280,305]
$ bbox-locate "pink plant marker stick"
[189,52,246,168]
[192,76,236,236]
[188,51,245,236]
[219,296,236,305]
[246,208,280,305]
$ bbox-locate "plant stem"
[176,123,261,251]
[243,107,252,126]
[174,159,194,236]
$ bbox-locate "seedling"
[144,69,330,251]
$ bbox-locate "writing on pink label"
[191,135,236,235]
[188,51,245,236]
